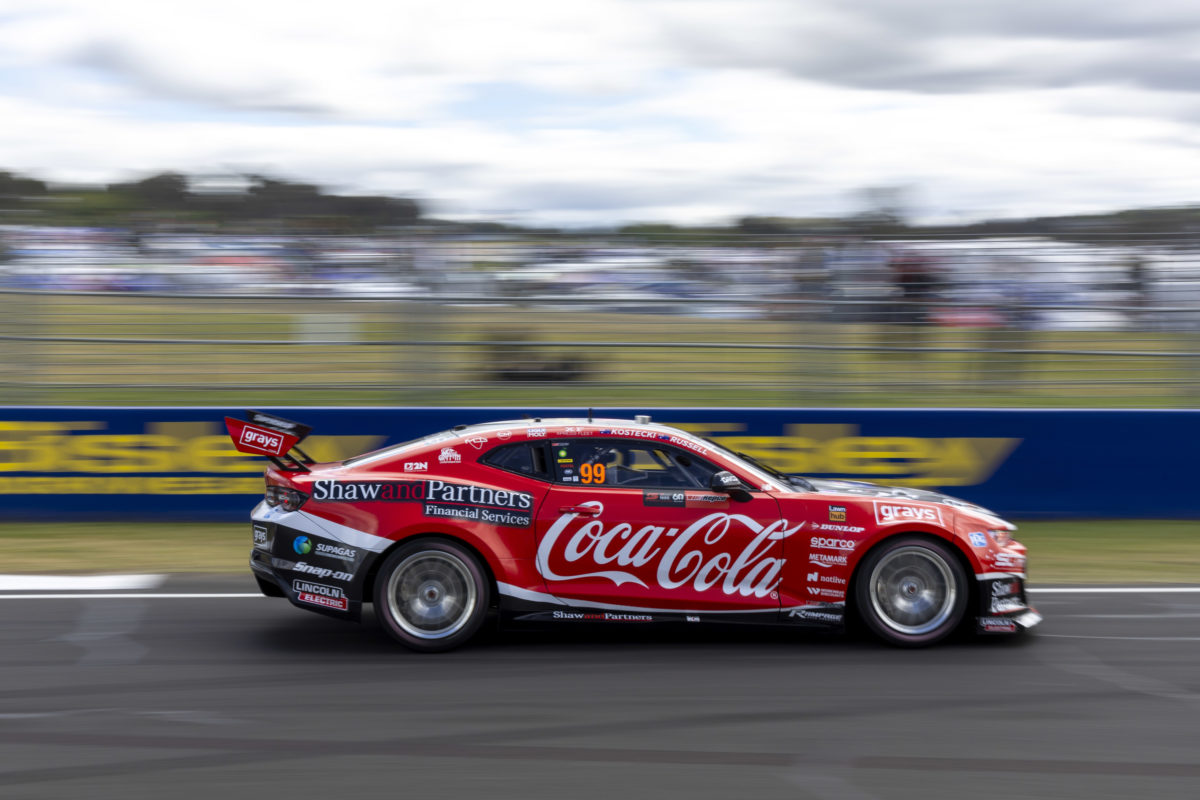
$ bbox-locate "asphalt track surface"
[3,578,1200,800]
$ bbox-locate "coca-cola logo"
[536,502,804,598]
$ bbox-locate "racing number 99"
[581,463,606,484]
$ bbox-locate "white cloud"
[2,0,1200,225]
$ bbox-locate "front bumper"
[976,574,1041,634]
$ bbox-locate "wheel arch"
[363,532,500,610]
[847,530,977,624]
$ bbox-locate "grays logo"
[874,502,943,525]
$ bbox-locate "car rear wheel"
[855,536,967,647]
[374,539,490,653]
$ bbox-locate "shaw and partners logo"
[535,502,804,598]
[311,479,535,528]
[239,424,285,455]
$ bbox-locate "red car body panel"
[241,416,1039,636]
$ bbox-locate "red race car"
[226,411,1040,652]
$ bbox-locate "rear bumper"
[249,509,378,622]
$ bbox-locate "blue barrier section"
[0,407,1195,520]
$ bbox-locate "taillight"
[265,485,308,512]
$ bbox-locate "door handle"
[559,505,601,516]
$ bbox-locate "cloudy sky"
[3,0,1200,226]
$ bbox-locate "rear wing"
[224,410,315,472]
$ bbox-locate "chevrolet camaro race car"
[226,411,1041,652]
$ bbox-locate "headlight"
[988,528,1013,546]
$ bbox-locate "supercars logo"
[239,424,285,455]
[874,502,943,525]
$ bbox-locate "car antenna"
[587,407,593,423]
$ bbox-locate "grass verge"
[1,519,1198,583]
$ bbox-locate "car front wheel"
[855,536,968,647]
[374,539,490,653]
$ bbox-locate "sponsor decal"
[293,579,349,612]
[551,610,654,622]
[252,524,268,547]
[292,535,312,555]
[496,430,512,440]
[465,436,487,450]
[528,428,546,438]
[668,436,708,456]
[813,523,866,533]
[686,615,700,623]
[809,552,849,568]
[313,479,531,521]
[828,505,846,522]
[979,616,1018,633]
[536,502,804,598]
[990,551,1026,571]
[314,542,357,561]
[787,607,843,624]
[644,490,686,507]
[875,502,943,525]
[402,461,428,472]
[420,479,535,528]
[600,428,661,439]
[239,424,286,455]
[643,491,731,509]
[714,472,741,489]
[991,579,1018,597]
[438,447,461,464]
[806,586,845,599]
[293,562,354,582]
[968,531,988,547]
[807,570,846,585]
[990,596,1025,614]
[312,479,426,502]
[810,536,856,551]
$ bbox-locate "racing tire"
[373,539,490,653]
[855,536,968,648]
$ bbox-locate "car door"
[534,437,797,614]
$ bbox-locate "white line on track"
[0,593,263,600]
[0,574,165,591]
[1041,634,1200,642]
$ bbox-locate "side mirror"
[711,471,752,502]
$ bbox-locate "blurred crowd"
[2,224,1197,330]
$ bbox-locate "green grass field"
[5,292,1200,407]
[2,519,1197,583]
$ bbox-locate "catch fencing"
[2,231,1200,407]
